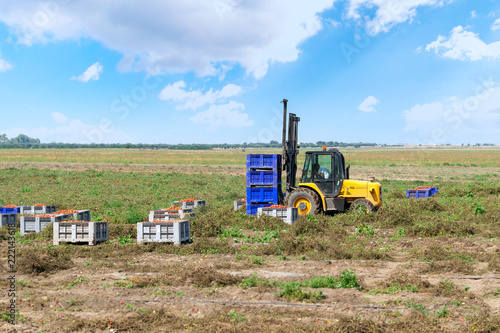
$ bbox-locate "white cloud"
[0,1,334,79]
[51,112,67,124]
[492,18,500,31]
[72,62,103,82]
[189,101,253,131]
[358,96,379,112]
[346,0,449,35]
[4,118,135,144]
[426,26,500,61]
[0,51,12,72]
[403,84,500,144]
[470,10,477,18]
[158,81,243,110]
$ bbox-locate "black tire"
[350,198,376,213]
[285,188,322,215]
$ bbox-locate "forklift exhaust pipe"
[281,98,288,168]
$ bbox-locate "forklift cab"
[301,149,346,198]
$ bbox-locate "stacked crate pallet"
[20,213,72,235]
[53,221,108,246]
[137,220,191,245]
[246,154,284,215]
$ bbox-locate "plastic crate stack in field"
[20,205,57,215]
[53,221,108,246]
[406,186,439,199]
[233,198,246,211]
[0,205,21,214]
[246,154,284,215]
[55,210,91,221]
[0,213,17,227]
[20,213,72,235]
[148,206,195,221]
[257,206,299,225]
[137,220,191,245]
[171,199,206,209]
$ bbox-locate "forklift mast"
[281,99,300,194]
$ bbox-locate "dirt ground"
[1,161,499,181]
[1,236,499,333]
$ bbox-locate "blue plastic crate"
[246,203,273,216]
[246,154,282,170]
[246,170,282,187]
[406,188,432,199]
[246,187,281,204]
[417,187,439,195]
[0,207,20,214]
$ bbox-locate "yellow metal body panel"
[339,180,382,208]
[297,180,382,210]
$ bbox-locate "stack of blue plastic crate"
[246,154,283,215]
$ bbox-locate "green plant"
[276,281,325,302]
[249,256,264,265]
[403,300,428,313]
[66,278,88,289]
[436,305,450,318]
[176,291,185,297]
[338,270,361,290]
[228,311,247,323]
[118,235,134,244]
[465,285,470,292]
[355,224,375,237]
[239,274,272,289]
[474,204,486,215]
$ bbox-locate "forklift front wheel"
[285,188,321,215]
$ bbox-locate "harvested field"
[0,148,499,332]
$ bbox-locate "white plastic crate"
[0,213,17,227]
[257,207,299,225]
[172,200,206,209]
[20,214,71,235]
[55,210,91,221]
[20,205,57,215]
[53,221,108,246]
[234,199,246,211]
[148,208,195,222]
[137,220,191,245]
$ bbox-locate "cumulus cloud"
[403,83,500,144]
[345,0,449,35]
[358,96,379,112]
[4,118,135,144]
[492,18,500,31]
[51,112,67,124]
[72,62,103,82]
[158,81,243,110]
[189,101,253,131]
[0,0,334,79]
[425,26,500,61]
[0,52,12,72]
[470,10,477,18]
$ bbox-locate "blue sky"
[0,0,499,145]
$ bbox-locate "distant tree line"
[0,134,40,145]
[0,134,495,149]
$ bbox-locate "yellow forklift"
[280,99,382,215]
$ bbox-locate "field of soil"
[0,147,499,332]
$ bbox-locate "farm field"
[0,147,499,332]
